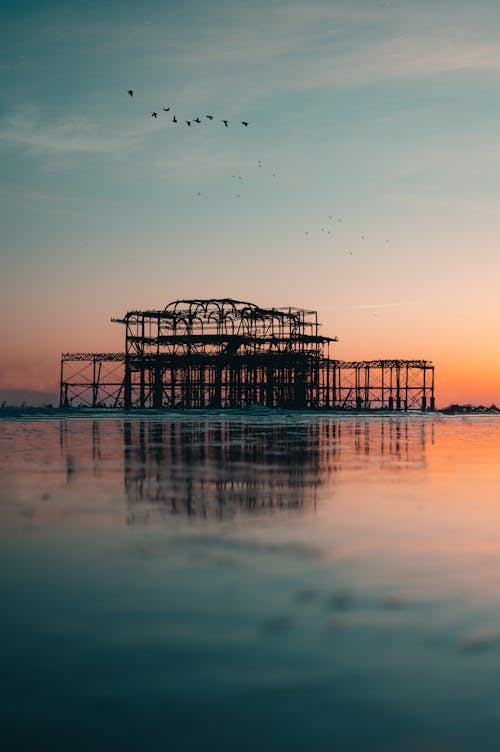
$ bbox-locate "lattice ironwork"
[60,299,435,410]
[59,354,125,408]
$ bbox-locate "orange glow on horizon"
[1,302,499,407]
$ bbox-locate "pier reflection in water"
[117,416,427,521]
[11,414,500,751]
[48,415,433,526]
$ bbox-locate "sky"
[2,0,500,405]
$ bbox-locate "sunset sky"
[2,0,500,405]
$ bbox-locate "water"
[2,411,500,750]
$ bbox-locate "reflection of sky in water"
[1,414,500,750]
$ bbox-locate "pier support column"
[153,366,163,408]
[124,358,132,410]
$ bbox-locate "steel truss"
[60,299,435,410]
[59,353,125,408]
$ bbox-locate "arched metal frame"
[60,299,435,410]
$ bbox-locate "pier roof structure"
[60,298,434,411]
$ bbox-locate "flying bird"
[185,120,192,126]
[206,115,214,120]
[241,121,249,126]
[127,89,133,97]
[163,107,170,112]
[222,120,229,127]
[172,115,177,123]
[151,112,158,118]
[193,117,201,123]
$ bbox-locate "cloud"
[0,108,149,158]
[148,1,500,102]
[4,1,500,176]
[301,36,500,89]
[357,301,428,310]
[6,2,500,130]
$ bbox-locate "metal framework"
[60,298,435,410]
[59,353,125,409]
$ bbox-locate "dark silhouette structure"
[60,298,435,410]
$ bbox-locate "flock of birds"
[195,162,277,200]
[126,89,390,258]
[127,89,249,127]
[305,216,390,254]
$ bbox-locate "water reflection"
[5,414,500,751]
[116,417,430,520]
[0,415,435,531]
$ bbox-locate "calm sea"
[1,412,500,751]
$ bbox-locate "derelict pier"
[60,298,435,411]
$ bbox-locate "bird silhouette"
[163,107,170,112]
[172,115,177,123]
[127,90,133,97]
[151,112,158,118]
[222,120,229,127]
[241,121,249,126]
[185,120,192,126]
[206,115,214,120]
[193,117,201,123]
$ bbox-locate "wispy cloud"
[6,2,500,129]
[299,36,500,90]
[0,108,149,158]
[145,1,500,104]
[357,300,429,310]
